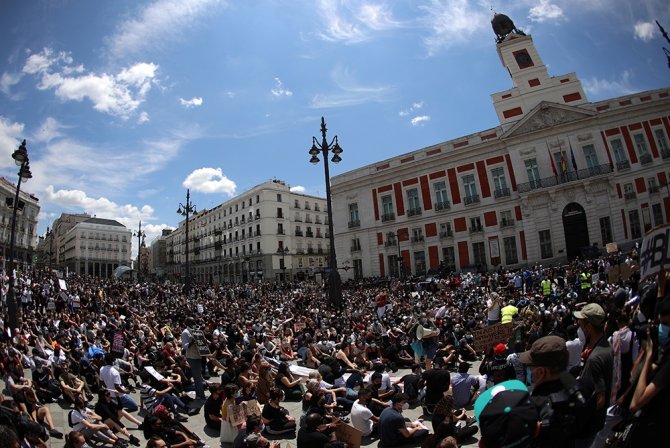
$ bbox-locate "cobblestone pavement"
[8,362,482,448]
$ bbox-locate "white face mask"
[402,403,410,411]
[577,326,586,346]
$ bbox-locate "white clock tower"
[490,14,588,128]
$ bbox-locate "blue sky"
[0,0,668,257]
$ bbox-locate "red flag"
[548,144,558,177]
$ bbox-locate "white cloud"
[399,100,424,117]
[411,115,430,126]
[271,78,293,97]
[1,72,23,96]
[528,0,564,22]
[316,0,403,43]
[33,117,65,143]
[420,0,488,55]
[0,116,25,168]
[106,0,226,59]
[22,48,158,120]
[290,185,306,193]
[310,64,392,108]
[183,167,237,195]
[582,70,635,97]
[137,111,150,124]
[179,96,204,108]
[634,21,656,41]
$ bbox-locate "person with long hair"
[261,388,296,435]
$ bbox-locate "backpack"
[67,410,75,427]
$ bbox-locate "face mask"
[659,323,670,346]
[577,326,586,346]
[401,403,410,411]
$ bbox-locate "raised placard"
[472,323,513,352]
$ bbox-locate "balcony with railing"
[649,185,660,194]
[381,212,395,222]
[407,207,422,217]
[385,238,397,247]
[305,217,313,223]
[317,248,324,254]
[350,244,361,253]
[517,163,613,193]
[500,218,515,228]
[307,248,315,254]
[662,149,670,160]
[624,191,637,200]
[469,226,484,234]
[315,232,323,238]
[348,220,360,228]
[616,160,630,171]
[639,153,653,165]
[464,194,480,205]
[439,230,453,239]
[434,201,450,211]
[494,187,510,199]
[295,230,303,236]
[277,229,285,235]
[306,231,314,238]
[411,235,424,243]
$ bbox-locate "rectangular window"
[462,174,479,204]
[623,183,636,200]
[525,159,541,188]
[652,203,664,226]
[439,222,453,237]
[353,259,363,280]
[414,251,426,276]
[388,254,399,277]
[472,242,486,267]
[277,207,283,218]
[434,181,449,209]
[611,138,629,170]
[582,144,599,172]
[411,227,424,242]
[348,203,360,227]
[277,223,284,235]
[407,188,421,215]
[500,210,514,227]
[442,247,456,271]
[491,167,509,197]
[539,230,553,259]
[655,128,670,157]
[629,210,642,239]
[599,217,613,245]
[503,236,518,264]
[469,217,483,232]
[633,133,649,155]
[642,207,652,233]
[381,195,395,221]
[277,194,282,202]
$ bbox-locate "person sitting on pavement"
[261,387,296,435]
[450,362,482,409]
[138,370,196,420]
[203,383,222,431]
[94,390,142,446]
[350,387,379,438]
[378,392,429,447]
[296,413,339,448]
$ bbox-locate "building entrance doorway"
[562,202,589,259]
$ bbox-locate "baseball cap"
[474,380,538,448]
[573,303,606,326]
[519,336,568,369]
[493,343,507,356]
[154,405,168,415]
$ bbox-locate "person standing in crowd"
[181,317,206,402]
[520,335,594,447]
[486,293,502,326]
[500,300,518,325]
[574,303,613,446]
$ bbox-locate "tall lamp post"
[656,21,670,68]
[134,221,146,282]
[308,117,343,308]
[7,140,32,330]
[177,189,197,293]
[278,247,289,281]
[45,227,53,272]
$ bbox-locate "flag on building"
[569,140,578,171]
[548,144,558,177]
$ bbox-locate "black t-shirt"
[297,428,329,448]
[399,373,420,399]
[579,337,613,432]
[261,403,287,425]
[634,348,670,444]
[422,368,451,405]
[204,395,222,428]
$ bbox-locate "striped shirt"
[139,384,158,412]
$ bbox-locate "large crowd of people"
[0,250,668,448]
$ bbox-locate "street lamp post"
[279,247,289,281]
[45,227,53,272]
[7,140,32,330]
[134,221,146,282]
[177,189,197,293]
[656,21,670,68]
[308,117,344,308]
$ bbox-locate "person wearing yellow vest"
[580,271,591,299]
[541,277,552,297]
[500,300,519,324]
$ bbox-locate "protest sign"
[144,366,165,381]
[606,242,618,254]
[472,323,513,352]
[190,329,211,356]
[335,423,362,448]
[227,400,262,427]
[293,322,306,333]
[639,224,670,281]
[58,279,67,290]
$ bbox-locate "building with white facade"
[0,177,39,273]
[164,180,328,284]
[331,14,670,280]
[60,217,132,277]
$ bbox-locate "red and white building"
[331,15,670,279]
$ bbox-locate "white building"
[330,14,670,280]
[0,177,39,273]
[60,217,132,277]
[165,180,328,284]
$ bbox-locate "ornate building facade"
[331,14,670,279]
[0,177,39,273]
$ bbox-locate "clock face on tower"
[513,50,534,69]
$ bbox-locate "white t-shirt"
[566,337,583,370]
[99,365,122,397]
[70,408,90,432]
[351,401,374,436]
[486,299,501,321]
